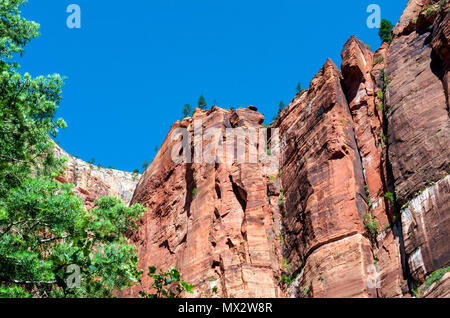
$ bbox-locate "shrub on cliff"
[378,19,393,44]
[0,0,146,298]
[139,266,194,298]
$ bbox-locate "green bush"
[364,185,372,209]
[182,104,192,119]
[377,91,384,101]
[364,213,378,244]
[278,192,285,207]
[139,266,194,298]
[384,192,395,204]
[296,82,302,94]
[372,56,384,66]
[423,266,450,291]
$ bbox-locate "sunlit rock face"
[54,145,139,209]
[71,0,450,298]
[341,36,404,298]
[120,106,284,298]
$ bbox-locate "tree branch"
[39,235,69,244]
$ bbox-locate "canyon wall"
[64,0,449,298]
[386,0,450,296]
[122,0,449,298]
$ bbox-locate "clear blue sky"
[19,0,407,172]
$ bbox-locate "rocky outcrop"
[120,107,284,298]
[54,145,139,209]
[422,273,450,297]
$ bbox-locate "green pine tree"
[198,94,207,110]
[296,82,302,94]
[378,19,393,44]
[278,101,285,115]
[182,104,192,119]
[0,0,146,298]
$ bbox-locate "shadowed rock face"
[386,12,450,206]
[54,145,139,209]
[385,0,450,296]
[120,107,284,298]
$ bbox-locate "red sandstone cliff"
[119,107,284,298]
[387,0,450,296]
[65,0,450,298]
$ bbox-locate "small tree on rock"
[378,19,393,44]
[182,104,192,119]
[278,101,285,115]
[198,95,207,110]
[296,82,302,94]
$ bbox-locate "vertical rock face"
[341,37,404,298]
[432,4,450,102]
[385,0,450,295]
[386,4,450,205]
[121,107,283,298]
[54,145,139,208]
[275,59,376,298]
[341,37,386,225]
[401,176,450,282]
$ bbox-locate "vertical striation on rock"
[340,36,404,298]
[386,0,450,296]
[275,59,376,298]
[121,106,283,298]
[401,176,450,282]
[386,5,450,205]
